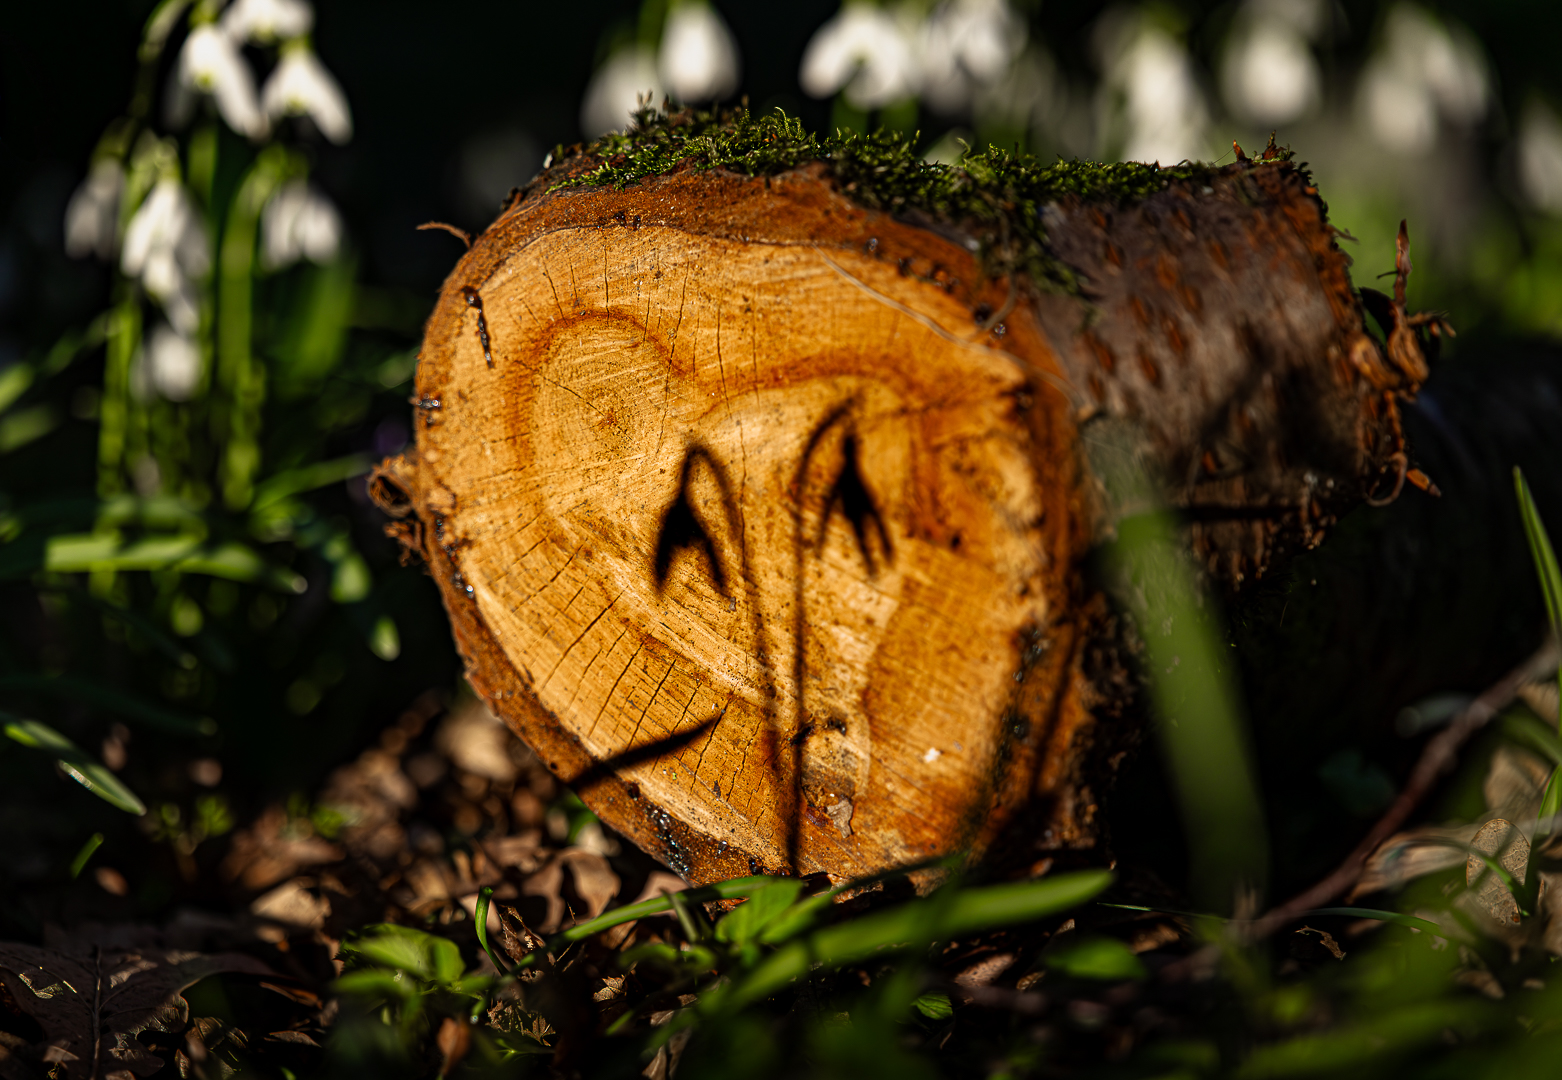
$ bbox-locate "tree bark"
[370,150,1431,886]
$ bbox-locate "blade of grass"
[1110,508,1268,912]
[714,870,1113,1013]
[251,453,371,511]
[473,887,509,974]
[3,715,146,814]
[68,832,105,879]
[1301,908,1449,937]
[1515,467,1562,731]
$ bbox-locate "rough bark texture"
[370,147,1431,887]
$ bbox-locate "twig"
[1246,639,1559,941]
[417,221,472,248]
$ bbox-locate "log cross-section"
[373,144,1429,887]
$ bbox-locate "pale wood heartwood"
[374,161,1425,885]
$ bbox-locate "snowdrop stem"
[217,150,290,510]
[187,124,219,209]
[131,0,195,119]
[97,298,143,498]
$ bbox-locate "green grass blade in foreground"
[1108,508,1268,912]
[1302,908,1448,936]
[536,876,783,956]
[1501,712,1562,766]
[474,887,510,974]
[714,870,1113,1012]
[3,717,146,814]
[1515,467,1562,729]
[68,832,104,879]
[1539,766,1562,844]
[251,453,371,511]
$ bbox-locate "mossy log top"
[372,110,1437,886]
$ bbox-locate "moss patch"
[541,107,1296,292]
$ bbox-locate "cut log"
[371,116,1436,886]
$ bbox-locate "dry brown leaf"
[1351,823,1477,899]
[436,1017,470,1076]
[436,702,519,783]
[0,942,271,1079]
[1466,818,1529,926]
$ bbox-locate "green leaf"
[342,925,465,983]
[1515,467,1562,729]
[716,871,1112,1012]
[0,405,59,454]
[1045,936,1148,980]
[912,992,954,1020]
[1540,765,1562,845]
[716,879,806,946]
[3,717,146,815]
[536,876,781,958]
[1104,504,1267,913]
[68,832,104,879]
[473,888,508,974]
[41,534,305,592]
[1502,712,1562,766]
[331,969,421,1002]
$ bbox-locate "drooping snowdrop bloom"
[261,180,343,268]
[222,0,314,44]
[1099,15,1210,166]
[122,178,210,335]
[918,0,1026,114]
[800,3,919,110]
[658,2,741,103]
[581,46,665,136]
[64,158,126,261]
[144,323,204,401]
[1357,3,1488,153]
[1221,0,1323,125]
[176,23,266,138]
[1518,101,1562,216]
[263,42,353,144]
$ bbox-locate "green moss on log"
[535,107,1298,293]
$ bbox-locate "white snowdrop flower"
[1518,101,1562,216]
[659,3,741,103]
[145,323,204,401]
[222,0,314,44]
[177,23,266,138]
[263,42,353,144]
[64,158,126,261]
[1100,17,1209,166]
[918,0,1026,114]
[1221,0,1323,125]
[1356,3,1487,153]
[261,180,343,268]
[800,3,919,110]
[581,46,665,137]
[122,178,210,335]
[1359,60,1437,153]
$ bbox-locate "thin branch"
[1246,638,1559,941]
[417,221,472,248]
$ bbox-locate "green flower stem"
[97,299,141,497]
[217,148,290,511]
